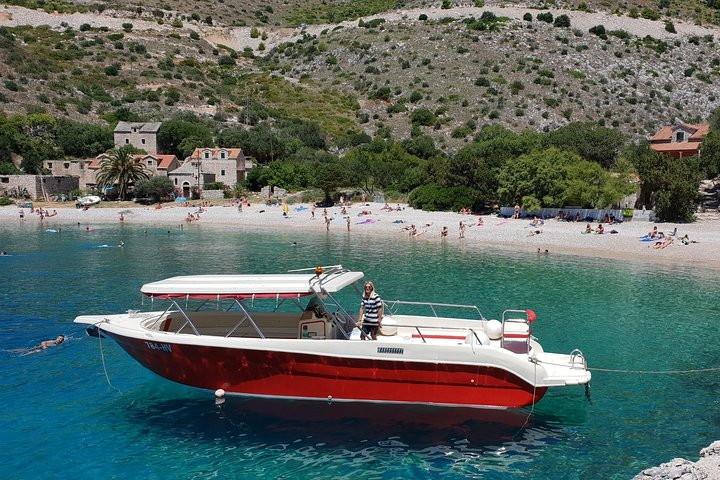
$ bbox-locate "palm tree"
[96,146,149,200]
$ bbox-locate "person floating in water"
[19,335,65,355]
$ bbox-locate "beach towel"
[295,206,307,211]
[356,219,377,225]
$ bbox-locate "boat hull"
[103,331,547,409]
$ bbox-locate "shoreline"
[3,201,720,270]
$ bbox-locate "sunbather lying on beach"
[652,237,673,249]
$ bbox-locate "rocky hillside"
[1,1,719,151]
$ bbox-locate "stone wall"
[201,190,225,200]
[0,175,79,199]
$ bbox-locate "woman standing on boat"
[358,281,383,340]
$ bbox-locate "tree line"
[2,109,719,222]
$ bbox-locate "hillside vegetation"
[0,1,719,151]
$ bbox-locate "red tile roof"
[650,142,701,152]
[190,148,243,159]
[651,123,710,141]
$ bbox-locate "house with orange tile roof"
[169,148,253,198]
[649,122,710,158]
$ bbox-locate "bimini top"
[140,268,364,299]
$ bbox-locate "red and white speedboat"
[75,265,590,409]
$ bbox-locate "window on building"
[675,131,685,142]
[220,150,226,159]
[1,177,9,183]
[174,178,178,185]
[147,160,153,166]
[64,163,70,169]
[47,162,53,168]
[204,150,211,159]
[221,170,225,176]
[125,139,130,144]
[141,138,146,144]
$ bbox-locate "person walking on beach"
[357,281,383,341]
[346,217,351,231]
[325,216,331,231]
[441,226,448,237]
[19,209,24,221]
[459,221,466,238]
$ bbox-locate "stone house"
[44,158,97,190]
[114,121,162,153]
[169,148,251,198]
[650,122,710,158]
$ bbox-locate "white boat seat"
[503,321,530,340]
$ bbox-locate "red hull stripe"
[105,332,547,409]
[143,292,313,300]
[503,333,530,339]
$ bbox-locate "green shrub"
[523,12,532,21]
[409,184,483,212]
[554,14,571,28]
[204,182,225,190]
[0,197,14,206]
[411,108,436,126]
[537,12,553,23]
[104,64,120,76]
[474,76,490,87]
[589,25,606,38]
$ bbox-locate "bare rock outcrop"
[634,441,720,480]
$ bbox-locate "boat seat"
[502,321,531,353]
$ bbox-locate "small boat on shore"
[76,195,101,207]
[74,265,590,409]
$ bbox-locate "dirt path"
[1,4,718,54]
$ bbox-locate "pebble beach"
[4,201,720,270]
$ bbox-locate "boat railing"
[306,266,357,340]
[384,300,486,320]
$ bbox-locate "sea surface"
[1,221,719,479]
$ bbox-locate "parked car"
[315,199,335,208]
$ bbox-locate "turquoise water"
[1,222,719,479]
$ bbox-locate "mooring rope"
[512,358,539,442]
[97,322,122,394]
[589,366,720,374]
